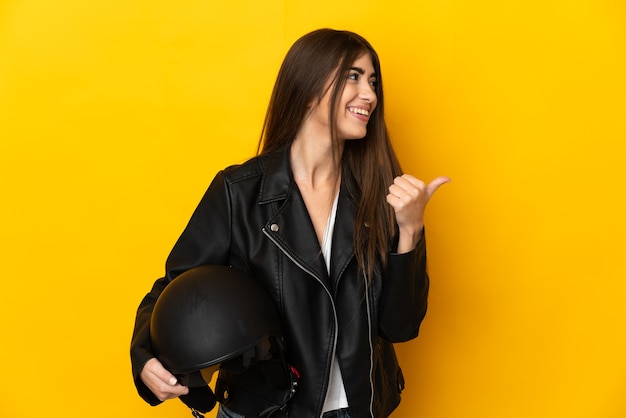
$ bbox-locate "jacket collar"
[259,148,357,289]
[258,149,293,204]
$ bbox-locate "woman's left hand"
[387,174,450,253]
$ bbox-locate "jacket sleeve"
[378,232,429,342]
[130,170,232,405]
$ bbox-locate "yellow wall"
[1,1,625,417]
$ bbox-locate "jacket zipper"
[262,228,339,418]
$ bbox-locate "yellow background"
[1,0,625,417]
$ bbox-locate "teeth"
[349,107,369,116]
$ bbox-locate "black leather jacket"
[131,149,429,417]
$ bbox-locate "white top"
[321,192,349,413]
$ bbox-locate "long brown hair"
[258,29,402,279]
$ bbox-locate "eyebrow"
[350,67,377,77]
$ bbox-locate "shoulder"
[211,149,291,203]
[221,150,287,185]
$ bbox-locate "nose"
[359,82,377,104]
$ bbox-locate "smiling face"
[307,53,378,142]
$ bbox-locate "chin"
[341,129,368,141]
[352,132,368,140]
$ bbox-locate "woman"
[131,28,449,417]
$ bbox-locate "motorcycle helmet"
[150,265,298,417]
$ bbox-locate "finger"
[155,368,179,387]
[387,183,409,200]
[146,358,179,386]
[426,176,451,199]
[394,174,424,191]
[140,359,189,401]
[387,186,416,210]
[386,192,401,209]
[155,383,189,401]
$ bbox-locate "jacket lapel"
[259,150,330,285]
[329,184,357,290]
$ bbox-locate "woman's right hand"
[139,358,189,401]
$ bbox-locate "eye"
[369,78,378,89]
[347,72,359,81]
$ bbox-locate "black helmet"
[150,265,298,417]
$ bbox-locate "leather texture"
[130,148,429,417]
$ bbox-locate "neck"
[290,136,342,247]
[290,134,343,190]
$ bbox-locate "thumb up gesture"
[386,174,450,253]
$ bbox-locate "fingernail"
[168,377,177,385]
